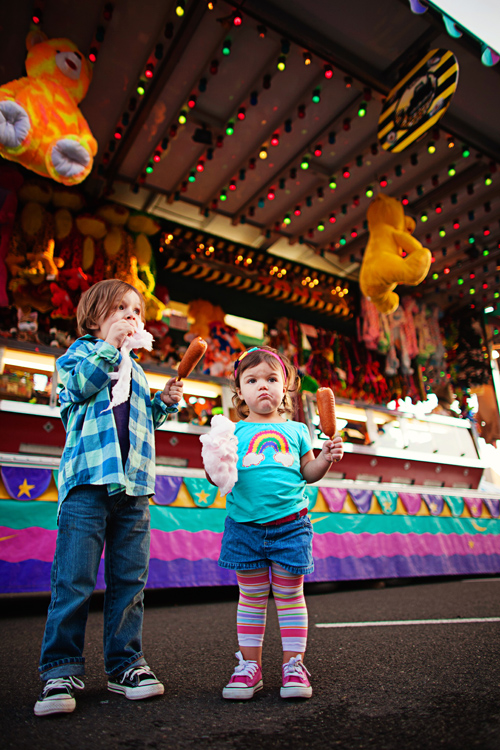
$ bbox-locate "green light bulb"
[448,165,456,176]
[317,223,325,232]
[300,159,309,170]
[178,110,187,124]
[339,236,346,245]
[421,213,428,223]
[366,186,374,197]
[329,179,337,190]
[226,122,234,135]
[432,273,438,280]
[283,215,291,225]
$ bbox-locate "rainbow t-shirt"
[226,420,312,523]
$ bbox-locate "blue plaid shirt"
[56,335,177,510]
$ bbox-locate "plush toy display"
[359,194,431,314]
[0,30,97,185]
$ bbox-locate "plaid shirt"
[56,335,177,509]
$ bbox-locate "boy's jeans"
[39,485,150,681]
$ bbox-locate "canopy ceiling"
[2,0,500,315]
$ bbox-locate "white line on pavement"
[316,617,500,628]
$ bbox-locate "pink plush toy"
[200,415,239,497]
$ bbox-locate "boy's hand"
[105,320,136,349]
[320,435,344,463]
[161,376,184,406]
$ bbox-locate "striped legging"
[236,564,308,653]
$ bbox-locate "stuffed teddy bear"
[359,194,431,314]
[0,29,97,186]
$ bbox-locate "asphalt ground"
[1,577,500,750]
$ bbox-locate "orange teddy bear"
[0,29,97,186]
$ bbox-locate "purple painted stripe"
[3,554,500,593]
[150,528,222,562]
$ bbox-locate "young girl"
[210,346,343,700]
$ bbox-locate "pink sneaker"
[222,651,263,700]
[280,655,312,698]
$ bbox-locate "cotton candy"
[104,322,154,411]
[200,414,238,497]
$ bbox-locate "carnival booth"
[1,0,500,593]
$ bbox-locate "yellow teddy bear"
[0,29,97,185]
[359,194,431,314]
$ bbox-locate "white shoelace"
[120,665,154,683]
[43,676,84,695]
[283,655,311,678]
[232,650,259,678]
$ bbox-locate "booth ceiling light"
[300,157,310,170]
[366,186,374,197]
[225,121,234,135]
[427,141,436,154]
[324,65,333,79]
[312,88,321,103]
[259,147,268,159]
[303,51,312,65]
[277,56,286,71]
[175,1,185,16]
[329,178,337,190]
[222,39,231,56]
[178,110,187,124]
[462,146,471,158]
[358,102,367,117]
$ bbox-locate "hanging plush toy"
[359,194,431,314]
[0,29,97,186]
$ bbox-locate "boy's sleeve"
[151,390,179,430]
[57,339,121,403]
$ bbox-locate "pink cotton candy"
[200,414,238,497]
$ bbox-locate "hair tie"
[234,347,287,380]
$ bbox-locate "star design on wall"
[196,490,211,505]
[17,478,35,498]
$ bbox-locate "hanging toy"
[0,29,97,185]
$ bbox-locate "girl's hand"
[320,435,344,463]
[161,376,183,406]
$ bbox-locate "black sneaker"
[34,676,85,716]
[107,665,164,700]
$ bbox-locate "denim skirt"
[218,512,314,575]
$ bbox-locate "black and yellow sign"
[378,49,459,152]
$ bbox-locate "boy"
[35,280,183,716]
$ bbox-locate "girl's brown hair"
[76,279,145,337]
[231,346,300,419]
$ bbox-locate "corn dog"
[177,337,208,380]
[317,387,336,438]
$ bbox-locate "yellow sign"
[378,49,459,152]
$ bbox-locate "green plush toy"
[359,194,431,314]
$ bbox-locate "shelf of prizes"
[1,340,500,595]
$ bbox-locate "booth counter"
[1,340,499,593]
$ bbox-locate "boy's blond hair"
[77,280,145,337]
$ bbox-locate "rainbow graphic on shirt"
[242,430,294,467]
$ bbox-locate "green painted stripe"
[1,501,498,537]
[0,500,58,530]
[150,506,227,532]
